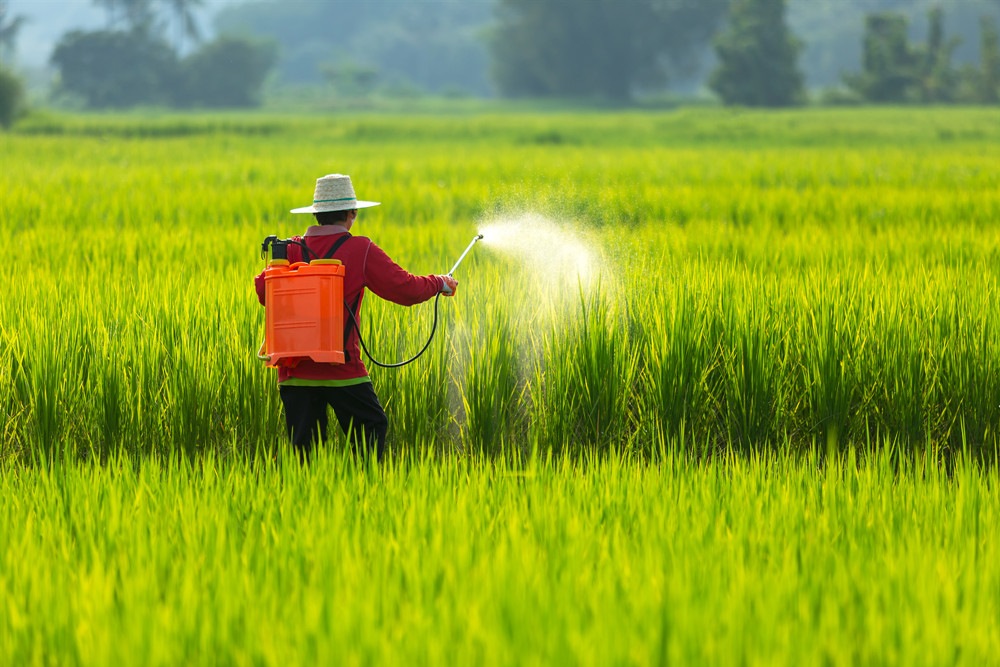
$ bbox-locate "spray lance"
[448,234,484,280]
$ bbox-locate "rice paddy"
[1,107,999,664]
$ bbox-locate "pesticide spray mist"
[476,213,603,305]
[447,212,611,447]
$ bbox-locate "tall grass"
[0,449,997,665]
[2,109,1000,461]
[3,109,1000,664]
[457,307,522,455]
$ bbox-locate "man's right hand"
[439,275,459,296]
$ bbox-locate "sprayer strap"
[295,232,352,263]
[323,233,352,260]
[318,233,356,362]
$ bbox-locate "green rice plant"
[1,448,998,665]
[926,269,1000,457]
[713,269,791,451]
[4,107,1000,666]
[866,290,940,447]
[457,307,522,456]
[795,269,868,448]
[530,287,640,454]
[21,317,67,460]
[361,295,454,450]
[3,108,1000,459]
[636,262,722,450]
[1,330,27,460]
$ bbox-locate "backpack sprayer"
[258,233,483,369]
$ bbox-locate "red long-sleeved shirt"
[255,225,443,384]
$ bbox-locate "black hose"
[289,240,315,261]
[345,293,442,368]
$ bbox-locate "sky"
[7,0,239,68]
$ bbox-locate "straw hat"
[291,173,380,214]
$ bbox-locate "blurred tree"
[320,61,379,99]
[163,0,204,51]
[0,0,26,66]
[92,0,203,48]
[788,0,1000,91]
[50,29,179,108]
[214,0,493,96]
[710,0,804,106]
[917,6,960,102]
[979,15,1000,102]
[178,36,276,107]
[490,0,728,101]
[843,6,1000,104]
[92,0,158,33]
[0,65,24,128]
[844,13,919,102]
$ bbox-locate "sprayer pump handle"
[261,235,278,260]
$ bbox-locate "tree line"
[843,7,1000,104]
[0,0,25,126]
[491,0,1000,107]
[1,0,1000,121]
[1,0,276,114]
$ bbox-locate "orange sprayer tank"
[262,259,346,367]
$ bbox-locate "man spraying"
[255,173,458,461]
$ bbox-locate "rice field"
[2,107,1000,664]
[3,450,998,666]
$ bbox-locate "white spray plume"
[477,213,599,297]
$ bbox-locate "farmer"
[255,173,458,461]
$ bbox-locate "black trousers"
[279,382,388,461]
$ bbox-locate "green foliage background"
[3,108,1000,461]
[0,63,22,127]
[49,30,277,109]
[710,0,804,106]
[209,0,1000,96]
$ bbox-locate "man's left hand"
[439,275,459,296]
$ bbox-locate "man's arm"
[362,240,456,305]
